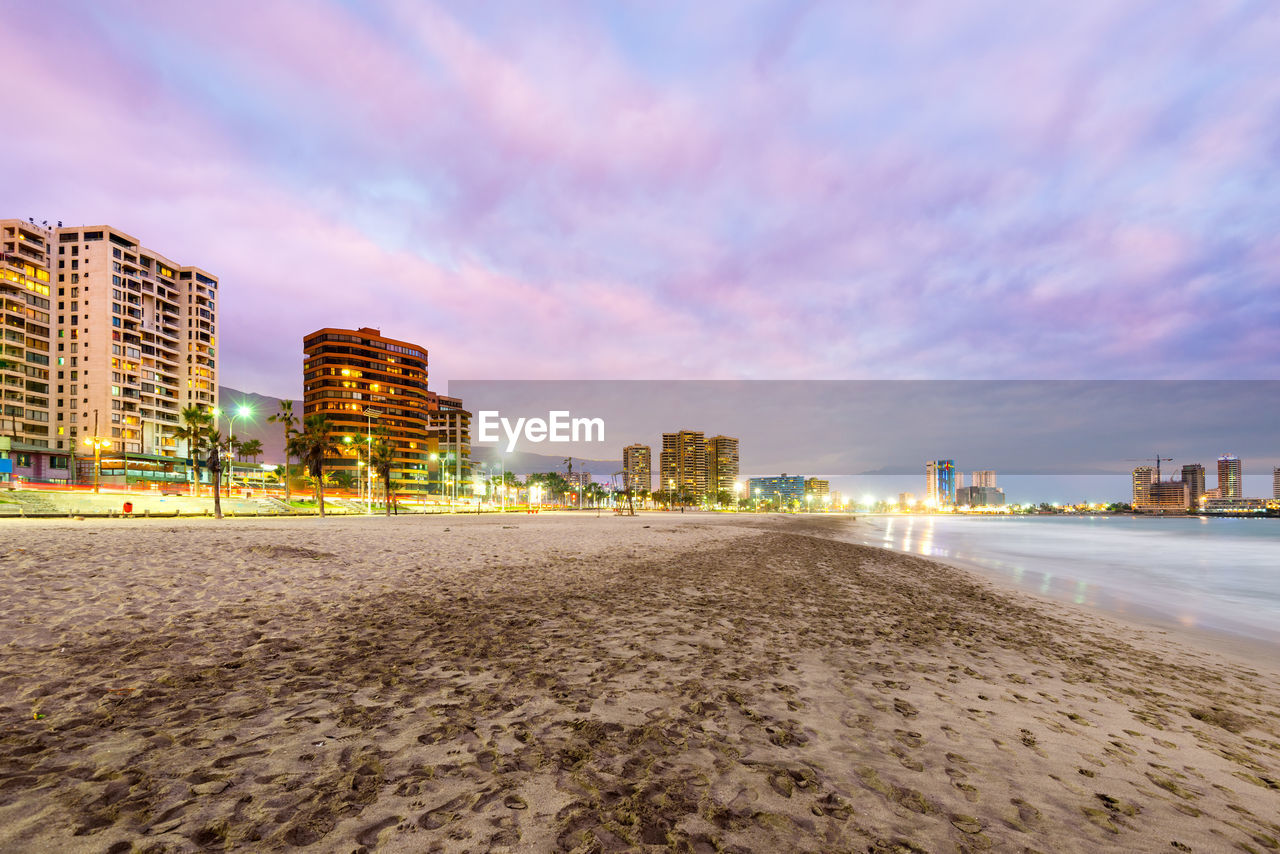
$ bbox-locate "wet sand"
[1,513,1277,853]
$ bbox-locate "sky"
[5,1,1280,399]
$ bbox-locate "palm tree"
[288,413,338,517]
[207,429,226,515]
[174,405,212,496]
[237,438,263,464]
[370,428,395,516]
[267,400,297,504]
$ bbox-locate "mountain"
[219,386,298,464]
[470,447,622,480]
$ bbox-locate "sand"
[0,513,1277,853]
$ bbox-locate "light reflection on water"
[859,515,1280,645]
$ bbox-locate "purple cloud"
[4,0,1278,397]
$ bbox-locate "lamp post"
[219,404,253,498]
[343,436,360,503]
[364,408,380,515]
[429,452,439,510]
[83,435,110,494]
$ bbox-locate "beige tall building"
[659,430,706,497]
[707,435,739,495]
[971,470,997,488]
[1,220,63,480]
[53,225,218,472]
[622,443,652,493]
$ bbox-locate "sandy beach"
[1,513,1278,853]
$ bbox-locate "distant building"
[1204,487,1220,500]
[747,474,805,507]
[805,477,829,495]
[972,470,997,488]
[956,485,1006,507]
[1146,480,1189,512]
[1132,466,1154,507]
[659,430,706,497]
[622,443,652,493]
[1182,464,1206,508]
[925,460,956,506]
[1274,467,1280,499]
[707,435,740,496]
[1218,454,1242,500]
[897,492,915,507]
[426,393,471,496]
[955,471,965,490]
[1203,497,1280,514]
[566,470,593,489]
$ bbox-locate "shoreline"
[2,514,1278,852]
[840,513,1280,667]
[862,535,1280,674]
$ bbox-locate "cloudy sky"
[6,1,1279,398]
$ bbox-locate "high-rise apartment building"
[622,443,652,493]
[971,470,997,488]
[303,327,470,498]
[1182,464,1205,508]
[659,430,706,497]
[0,220,65,482]
[1217,454,1241,500]
[1274,467,1280,499]
[53,225,219,469]
[304,327,435,496]
[1131,466,1154,507]
[925,460,956,506]
[707,435,739,496]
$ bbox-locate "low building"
[1135,479,1189,513]
[747,474,806,508]
[1202,497,1280,514]
[956,485,1006,507]
[805,477,829,496]
[0,436,71,485]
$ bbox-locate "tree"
[207,433,224,519]
[174,405,212,497]
[370,428,395,516]
[542,472,570,504]
[236,438,263,463]
[288,414,339,517]
[267,400,297,504]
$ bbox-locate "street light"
[82,435,111,494]
[364,408,380,515]
[342,436,361,503]
[217,403,254,498]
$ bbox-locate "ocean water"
[853,515,1280,646]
